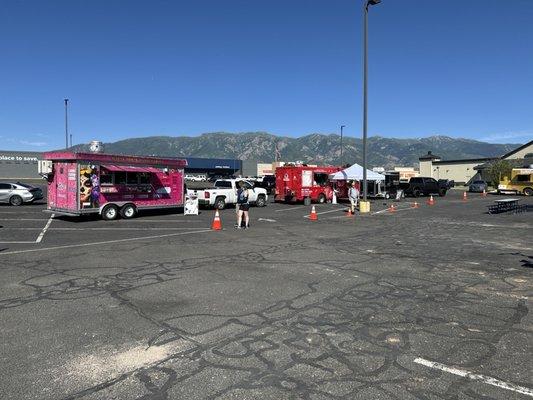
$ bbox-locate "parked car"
[438,179,455,189]
[0,182,44,206]
[185,174,207,182]
[189,179,268,209]
[400,177,448,197]
[469,180,488,193]
[254,175,276,194]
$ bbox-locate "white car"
[185,175,207,182]
[0,182,44,206]
[190,179,268,209]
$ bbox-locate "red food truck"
[44,151,187,220]
[275,165,342,203]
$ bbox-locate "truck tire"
[256,195,266,207]
[524,187,533,196]
[9,195,23,206]
[215,197,226,210]
[317,193,326,204]
[439,189,447,197]
[120,204,137,219]
[102,204,119,221]
[412,188,421,198]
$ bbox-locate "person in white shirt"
[348,181,360,214]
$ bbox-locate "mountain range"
[72,133,519,168]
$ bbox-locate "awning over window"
[102,165,162,173]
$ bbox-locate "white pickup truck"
[189,179,268,210]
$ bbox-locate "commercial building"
[0,150,242,180]
[419,140,533,184]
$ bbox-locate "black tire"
[215,197,226,210]
[438,189,447,197]
[524,187,533,196]
[256,195,266,207]
[120,204,137,219]
[317,193,326,204]
[412,188,421,198]
[102,204,119,221]
[9,195,23,206]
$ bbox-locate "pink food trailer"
[44,152,187,220]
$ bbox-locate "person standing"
[236,181,250,229]
[348,181,360,214]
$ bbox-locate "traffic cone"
[412,201,419,209]
[388,203,396,213]
[427,195,435,206]
[463,191,468,201]
[346,209,353,217]
[481,189,487,197]
[211,209,222,230]
[310,205,318,221]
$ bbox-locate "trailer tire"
[524,187,533,196]
[102,204,119,221]
[255,195,267,207]
[120,204,137,219]
[317,193,326,204]
[9,195,23,206]
[412,188,421,198]
[439,189,447,197]
[214,197,226,210]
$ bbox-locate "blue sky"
[1,0,532,151]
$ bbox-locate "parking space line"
[275,206,306,212]
[303,207,347,219]
[413,357,533,397]
[2,227,211,231]
[1,229,213,255]
[35,214,54,243]
[373,206,415,215]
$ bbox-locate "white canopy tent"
[329,163,385,182]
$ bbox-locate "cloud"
[481,131,532,143]
[18,140,48,147]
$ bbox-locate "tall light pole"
[340,125,346,165]
[64,98,69,149]
[361,0,380,211]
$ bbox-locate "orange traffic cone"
[388,203,396,213]
[346,209,353,217]
[412,201,419,209]
[481,189,487,197]
[463,191,468,201]
[427,195,435,206]
[310,205,318,221]
[211,209,222,230]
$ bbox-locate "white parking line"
[303,207,347,219]
[413,357,533,397]
[1,227,210,231]
[275,206,306,212]
[1,229,213,255]
[35,214,54,243]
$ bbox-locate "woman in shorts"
[236,181,250,229]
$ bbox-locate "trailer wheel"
[120,204,137,219]
[102,204,119,221]
[438,189,447,197]
[524,187,533,196]
[317,193,326,204]
[214,197,226,210]
[412,188,421,198]
[9,195,23,206]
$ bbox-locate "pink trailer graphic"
[44,152,187,220]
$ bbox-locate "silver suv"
[0,182,44,206]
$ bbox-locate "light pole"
[340,125,346,165]
[361,0,380,211]
[64,98,69,149]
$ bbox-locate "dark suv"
[401,177,448,197]
[254,175,276,195]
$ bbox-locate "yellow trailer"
[498,168,533,196]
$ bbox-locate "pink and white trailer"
[44,151,187,220]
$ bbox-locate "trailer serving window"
[313,173,329,186]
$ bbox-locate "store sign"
[0,154,39,162]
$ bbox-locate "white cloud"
[18,140,48,147]
[481,131,532,143]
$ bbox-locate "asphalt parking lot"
[1,190,532,400]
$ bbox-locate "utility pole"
[64,98,69,149]
[340,125,346,165]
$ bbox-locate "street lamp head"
[341,125,346,129]
[367,0,381,6]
